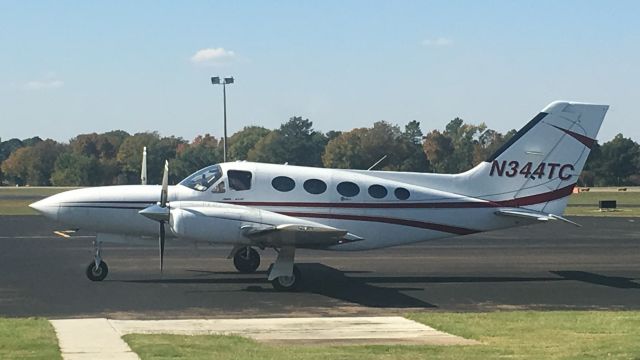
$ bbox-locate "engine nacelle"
[169,206,249,244]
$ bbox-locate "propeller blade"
[159,221,165,272]
[160,160,169,207]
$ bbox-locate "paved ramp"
[111,316,478,345]
[51,316,477,359]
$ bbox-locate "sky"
[1,0,639,143]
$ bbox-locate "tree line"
[1,116,638,187]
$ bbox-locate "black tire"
[86,261,108,281]
[233,247,260,273]
[271,265,301,291]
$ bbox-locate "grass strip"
[124,311,640,360]
[0,318,61,360]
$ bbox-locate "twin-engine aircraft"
[30,101,608,290]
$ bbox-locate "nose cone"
[29,196,60,220]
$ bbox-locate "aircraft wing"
[169,201,364,249]
[495,208,581,227]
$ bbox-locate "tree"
[1,140,65,185]
[422,130,456,173]
[586,134,640,186]
[51,153,99,186]
[404,120,423,144]
[323,121,429,172]
[227,126,270,161]
[443,118,487,172]
[0,138,25,185]
[422,117,514,174]
[248,116,327,166]
[173,134,222,182]
[116,132,161,184]
[472,128,516,165]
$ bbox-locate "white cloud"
[22,79,64,91]
[190,47,237,65]
[421,37,453,47]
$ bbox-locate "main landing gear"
[86,240,108,281]
[268,246,300,291]
[232,246,261,273]
[231,245,301,291]
[271,265,301,291]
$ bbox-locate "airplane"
[30,101,608,291]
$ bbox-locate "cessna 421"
[30,101,608,291]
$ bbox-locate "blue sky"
[1,1,638,143]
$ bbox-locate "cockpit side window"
[179,165,223,192]
[228,170,252,191]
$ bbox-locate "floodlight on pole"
[210,76,234,162]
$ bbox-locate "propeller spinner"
[139,160,170,272]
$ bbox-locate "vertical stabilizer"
[460,101,608,215]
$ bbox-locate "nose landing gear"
[86,240,108,281]
[232,246,261,273]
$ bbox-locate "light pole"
[211,76,234,162]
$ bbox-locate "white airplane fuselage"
[34,161,527,251]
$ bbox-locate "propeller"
[139,160,170,272]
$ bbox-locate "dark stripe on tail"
[486,112,548,162]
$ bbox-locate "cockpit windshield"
[179,165,223,191]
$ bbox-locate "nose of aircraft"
[29,195,60,220]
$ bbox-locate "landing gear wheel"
[271,265,301,291]
[233,247,260,273]
[86,261,108,281]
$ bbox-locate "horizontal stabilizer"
[495,209,581,227]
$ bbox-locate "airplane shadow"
[119,265,639,309]
[550,271,640,289]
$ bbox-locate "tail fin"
[462,101,608,215]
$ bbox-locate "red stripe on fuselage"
[278,212,480,235]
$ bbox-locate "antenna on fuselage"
[367,155,387,171]
[141,146,147,185]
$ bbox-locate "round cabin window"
[303,179,327,194]
[337,181,360,197]
[368,184,388,199]
[394,187,410,200]
[271,176,295,192]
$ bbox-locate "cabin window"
[368,184,387,199]
[394,187,410,200]
[272,176,295,192]
[303,179,327,195]
[337,181,360,197]
[228,170,252,191]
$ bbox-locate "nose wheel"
[86,261,108,281]
[86,240,108,281]
[233,246,261,273]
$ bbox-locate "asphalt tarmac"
[0,215,638,319]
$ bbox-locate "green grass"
[565,191,640,216]
[0,318,61,360]
[0,199,39,215]
[0,187,77,197]
[124,311,640,360]
[0,187,76,215]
